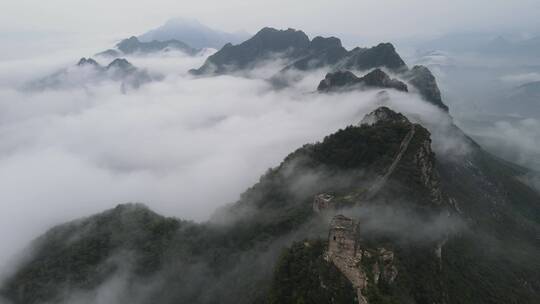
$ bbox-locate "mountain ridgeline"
[2,27,540,304]
[3,106,539,303]
[28,57,156,92]
[317,69,408,93]
[190,27,447,111]
[190,27,407,75]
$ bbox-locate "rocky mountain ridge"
[317,69,408,92]
[191,27,447,111]
[190,28,407,75]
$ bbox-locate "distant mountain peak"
[190,27,314,75]
[138,18,250,49]
[28,57,155,92]
[192,27,408,76]
[107,58,134,70]
[249,27,310,50]
[340,42,407,72]
[310,36,343,51]
[96,35,199,58]
[318,69,408,92]
[77,57,99,67]
[116,36,143,53]
[403,65,448,111]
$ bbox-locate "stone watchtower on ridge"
[326,214,368,304]
[328,214,358,257]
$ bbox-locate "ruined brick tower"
[326,214,368,304]
[313,193,335,212]
[328,214,358,256]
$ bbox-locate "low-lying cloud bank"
[500,72,540,84]
[0,47,467,273]
[467,118,540,171]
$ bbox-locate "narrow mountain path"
[364,125,416,199]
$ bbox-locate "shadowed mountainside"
[2,104,539,303]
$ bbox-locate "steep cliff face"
[414,133,444,205]
[403,65,448,111]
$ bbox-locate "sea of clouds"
[0,41,534,276]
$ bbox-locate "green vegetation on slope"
[269,240,357,304]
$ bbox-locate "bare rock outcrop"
[371,248,398,285]
[402,65,448,111]
[414,134,444,205]
[326,215,398,304]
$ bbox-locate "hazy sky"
[3,0,540,43]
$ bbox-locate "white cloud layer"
[500,72,540,84]
[0,48,461,272]
[471,118,540,170]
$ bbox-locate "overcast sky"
[3,0,540,45]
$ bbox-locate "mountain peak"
[77,57,99,67]
[310,36,343,51]
[138,18,249,49]
[317,70,358,91]
[97,35,199,58]
[360,68,408,91]
[116,36,141,52]
[192,27,410,76]
[317,69,408,92]
[112,202,151,212]
[107,58,134,70]
[360,106,410,126]
[342,42,407,72]
[190,27,311,75]
[250,27,310,50]
[403,65,448,111]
